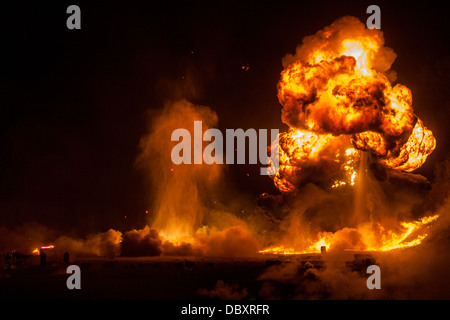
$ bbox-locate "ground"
[0,253,380,300]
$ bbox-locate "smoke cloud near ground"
[0,222,260,259]
[53,229,122,258]
[197,280,248,300]
[257,207,450,300]
[0,223,122,258]
[0,222,56,255]
[261,157,448,252]
[121,226,162,257]
[3,158,445,266]
[257,158,450,299]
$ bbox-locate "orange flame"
[259,214,439,254]
[274,16,435,192]
[269,128,359,192]
[31,245,54,255]
[262,17,438,255]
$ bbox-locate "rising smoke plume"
[136,99,222,241]
[134,98,262,257]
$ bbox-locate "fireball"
[273,16,435,191]
[263,16,438,254]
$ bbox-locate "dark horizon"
[1,0,449,236]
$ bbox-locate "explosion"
[272,16,435,191]
[13,17,440,260]
[263,16,438,254]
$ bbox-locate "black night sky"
[1,0,449,235]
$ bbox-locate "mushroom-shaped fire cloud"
[271,16,436,192]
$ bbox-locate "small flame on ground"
[31,245,54,255]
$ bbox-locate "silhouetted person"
[40,250,46,268]
[63,252,69,267]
